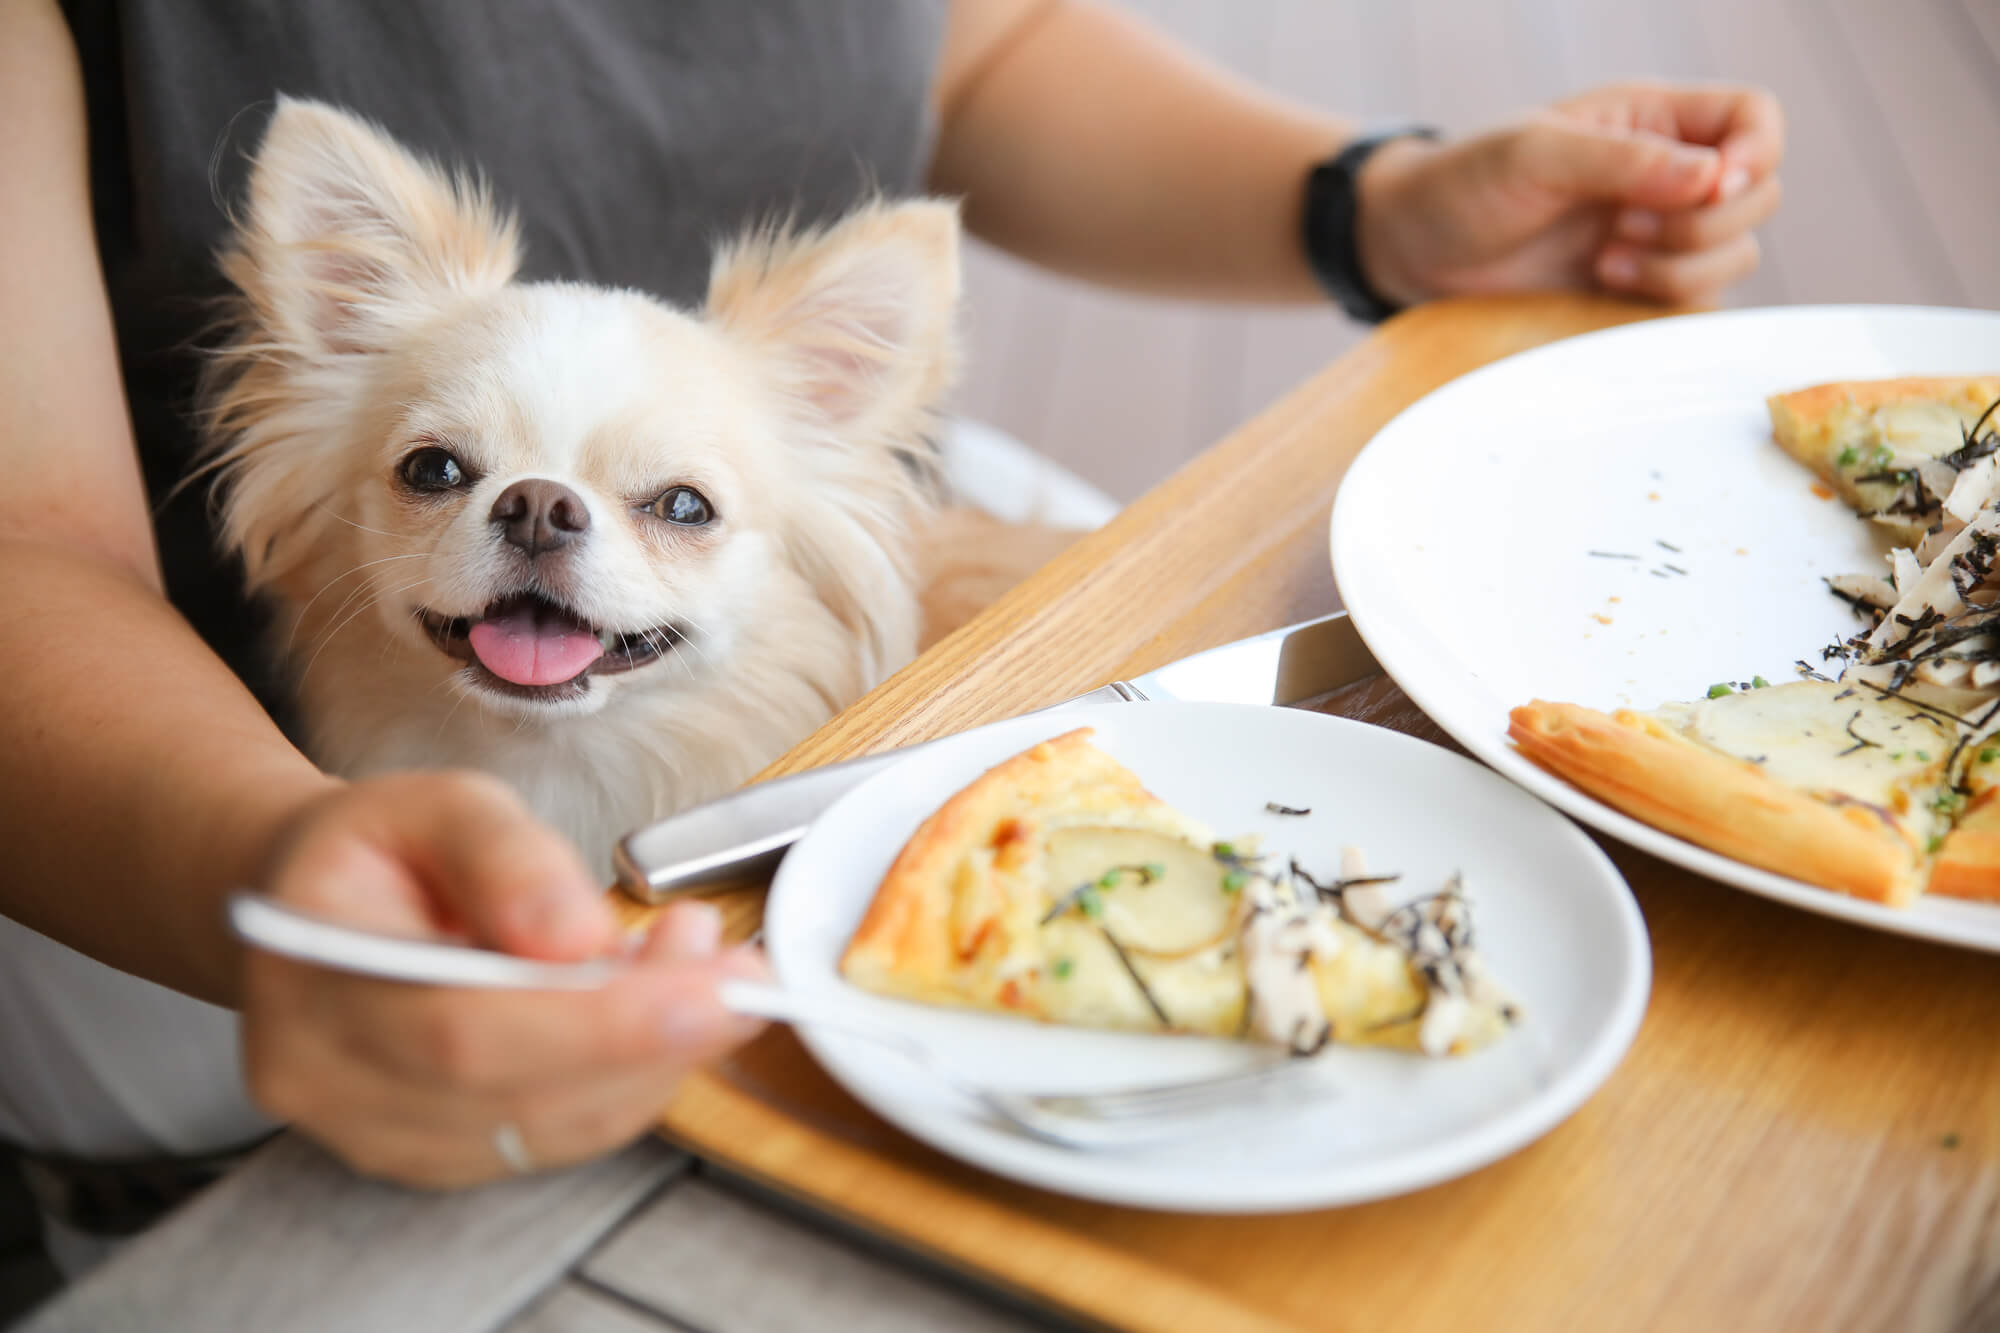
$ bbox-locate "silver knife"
[612,611,1380,904]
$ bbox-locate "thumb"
[1509,118,1721,210]
[372,771,617,962]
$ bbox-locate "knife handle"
[611,683,1140,904]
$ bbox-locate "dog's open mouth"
[418,592,682,700]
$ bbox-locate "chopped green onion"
[1981,749,1999,765]
[1927,834,1946,855]
[1751,675,1770,689]
[1221,870,1247,893]
[1052,957,1074,980]
[1872,445,1893,466]
[1078,886,1103,917]
[1212,841,1235,859]
[1144,862,1165,880]
[1917,750,1931,761]
[1836,445,1860,468]
[1707,682,1734,699]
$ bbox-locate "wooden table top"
[642,292,2000,1333]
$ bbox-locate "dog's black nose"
[490,479,590,556]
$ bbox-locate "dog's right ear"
[223,96,520,358]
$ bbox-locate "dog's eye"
[399,446,468,492]
[650,486,713,526]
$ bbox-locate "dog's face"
[207,99,957,723]
[340,285,793,718]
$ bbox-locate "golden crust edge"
[1767,375,2000,429]
[838,726,1157,1006]
[1507,700,1922,907]
[1767,375,2000,517]
[1931,790,2000,902]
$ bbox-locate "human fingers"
[1595,232,1762,306]
[1504,115,1722,212]
[1561,81,1785,203]
[317,934,770,1091]
[1654,84,1786,200]
[246,991,704,1187]
[1612,173,1782,253]
[270,771,616,962]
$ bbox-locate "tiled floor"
[955,0,2000,502]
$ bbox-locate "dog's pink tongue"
[467,607,603,686]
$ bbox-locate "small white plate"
[763,702,1649,1213]
[1331,304,2000,953]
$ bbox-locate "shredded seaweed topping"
[1099,926,1170,1028]
[1040,881,1106,925]
[1837,709,1880,758]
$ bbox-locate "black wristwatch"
[1302,126,1440,324]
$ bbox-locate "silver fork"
[227,893,1331,1150]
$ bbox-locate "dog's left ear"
[705,200,961,446]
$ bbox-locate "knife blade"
[611,611,1380,903]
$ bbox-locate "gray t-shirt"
[59,0,947,715]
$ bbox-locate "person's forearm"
[931,0,1351,302]
[0,542,336,1006]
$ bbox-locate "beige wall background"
[953,0,2000,502]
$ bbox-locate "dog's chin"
[417,591,687,720]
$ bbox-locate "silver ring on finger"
[492,1121,535,1175]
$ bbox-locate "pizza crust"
[1769,375,2000,527]
[839,727,1209,1012]
[839,728,1516,1054]
[1931,789,2000,902]
[1508,699,1926,906]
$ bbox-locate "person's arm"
[932,0,1784,308]
[933,0,1344,302]
[0,0,336,1003]
[1,0,763,1187]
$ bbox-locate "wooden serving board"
[633,294,2000,1333]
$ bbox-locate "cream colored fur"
[203,98,959,873]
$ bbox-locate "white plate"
[1332,304,2000,954]
[763,702,1648,1213]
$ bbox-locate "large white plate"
[764,702,1648,1213]
[1332,304,2000,954]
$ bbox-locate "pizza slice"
[1509,681,1962,907]
[839,728,1518,1057]
[1510,377,2000,909]
[1768,374,2000,544]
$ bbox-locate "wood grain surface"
[637,293,2000,1333]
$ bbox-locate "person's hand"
[1356,81,1784,308]
[239,771,765,1188]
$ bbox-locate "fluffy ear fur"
[204,96,519,591]
[705,200,962,678]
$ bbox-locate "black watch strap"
[1302,126,1439,324]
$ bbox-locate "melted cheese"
[1655,680,1950,813]
[1040,827,1237,955]
[1870,400,1983,459]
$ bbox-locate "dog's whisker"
[431,679,474,744]
[298,576,434,687]
[284,553,431,659]
[300,562,424,654]
[642,625,706,685]
[657,614,720,677]
[312,504,416,541]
